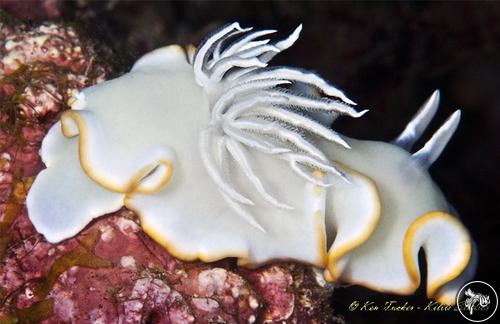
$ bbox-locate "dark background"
[3,1,499,323]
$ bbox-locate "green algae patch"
[0,299,54,324]
[34,229,113,299]
[0,172,28,266]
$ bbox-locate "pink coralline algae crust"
[241,266,295,322]
[0,22,342,323]
[0,23,108,124]
[0,23,88,74]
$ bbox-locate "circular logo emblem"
[457,281,498,322]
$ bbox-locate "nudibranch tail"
[27,123,125,243]
[59,109,176,194]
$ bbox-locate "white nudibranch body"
[26,23,476,304]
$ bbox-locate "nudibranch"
[26,23,476,304]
